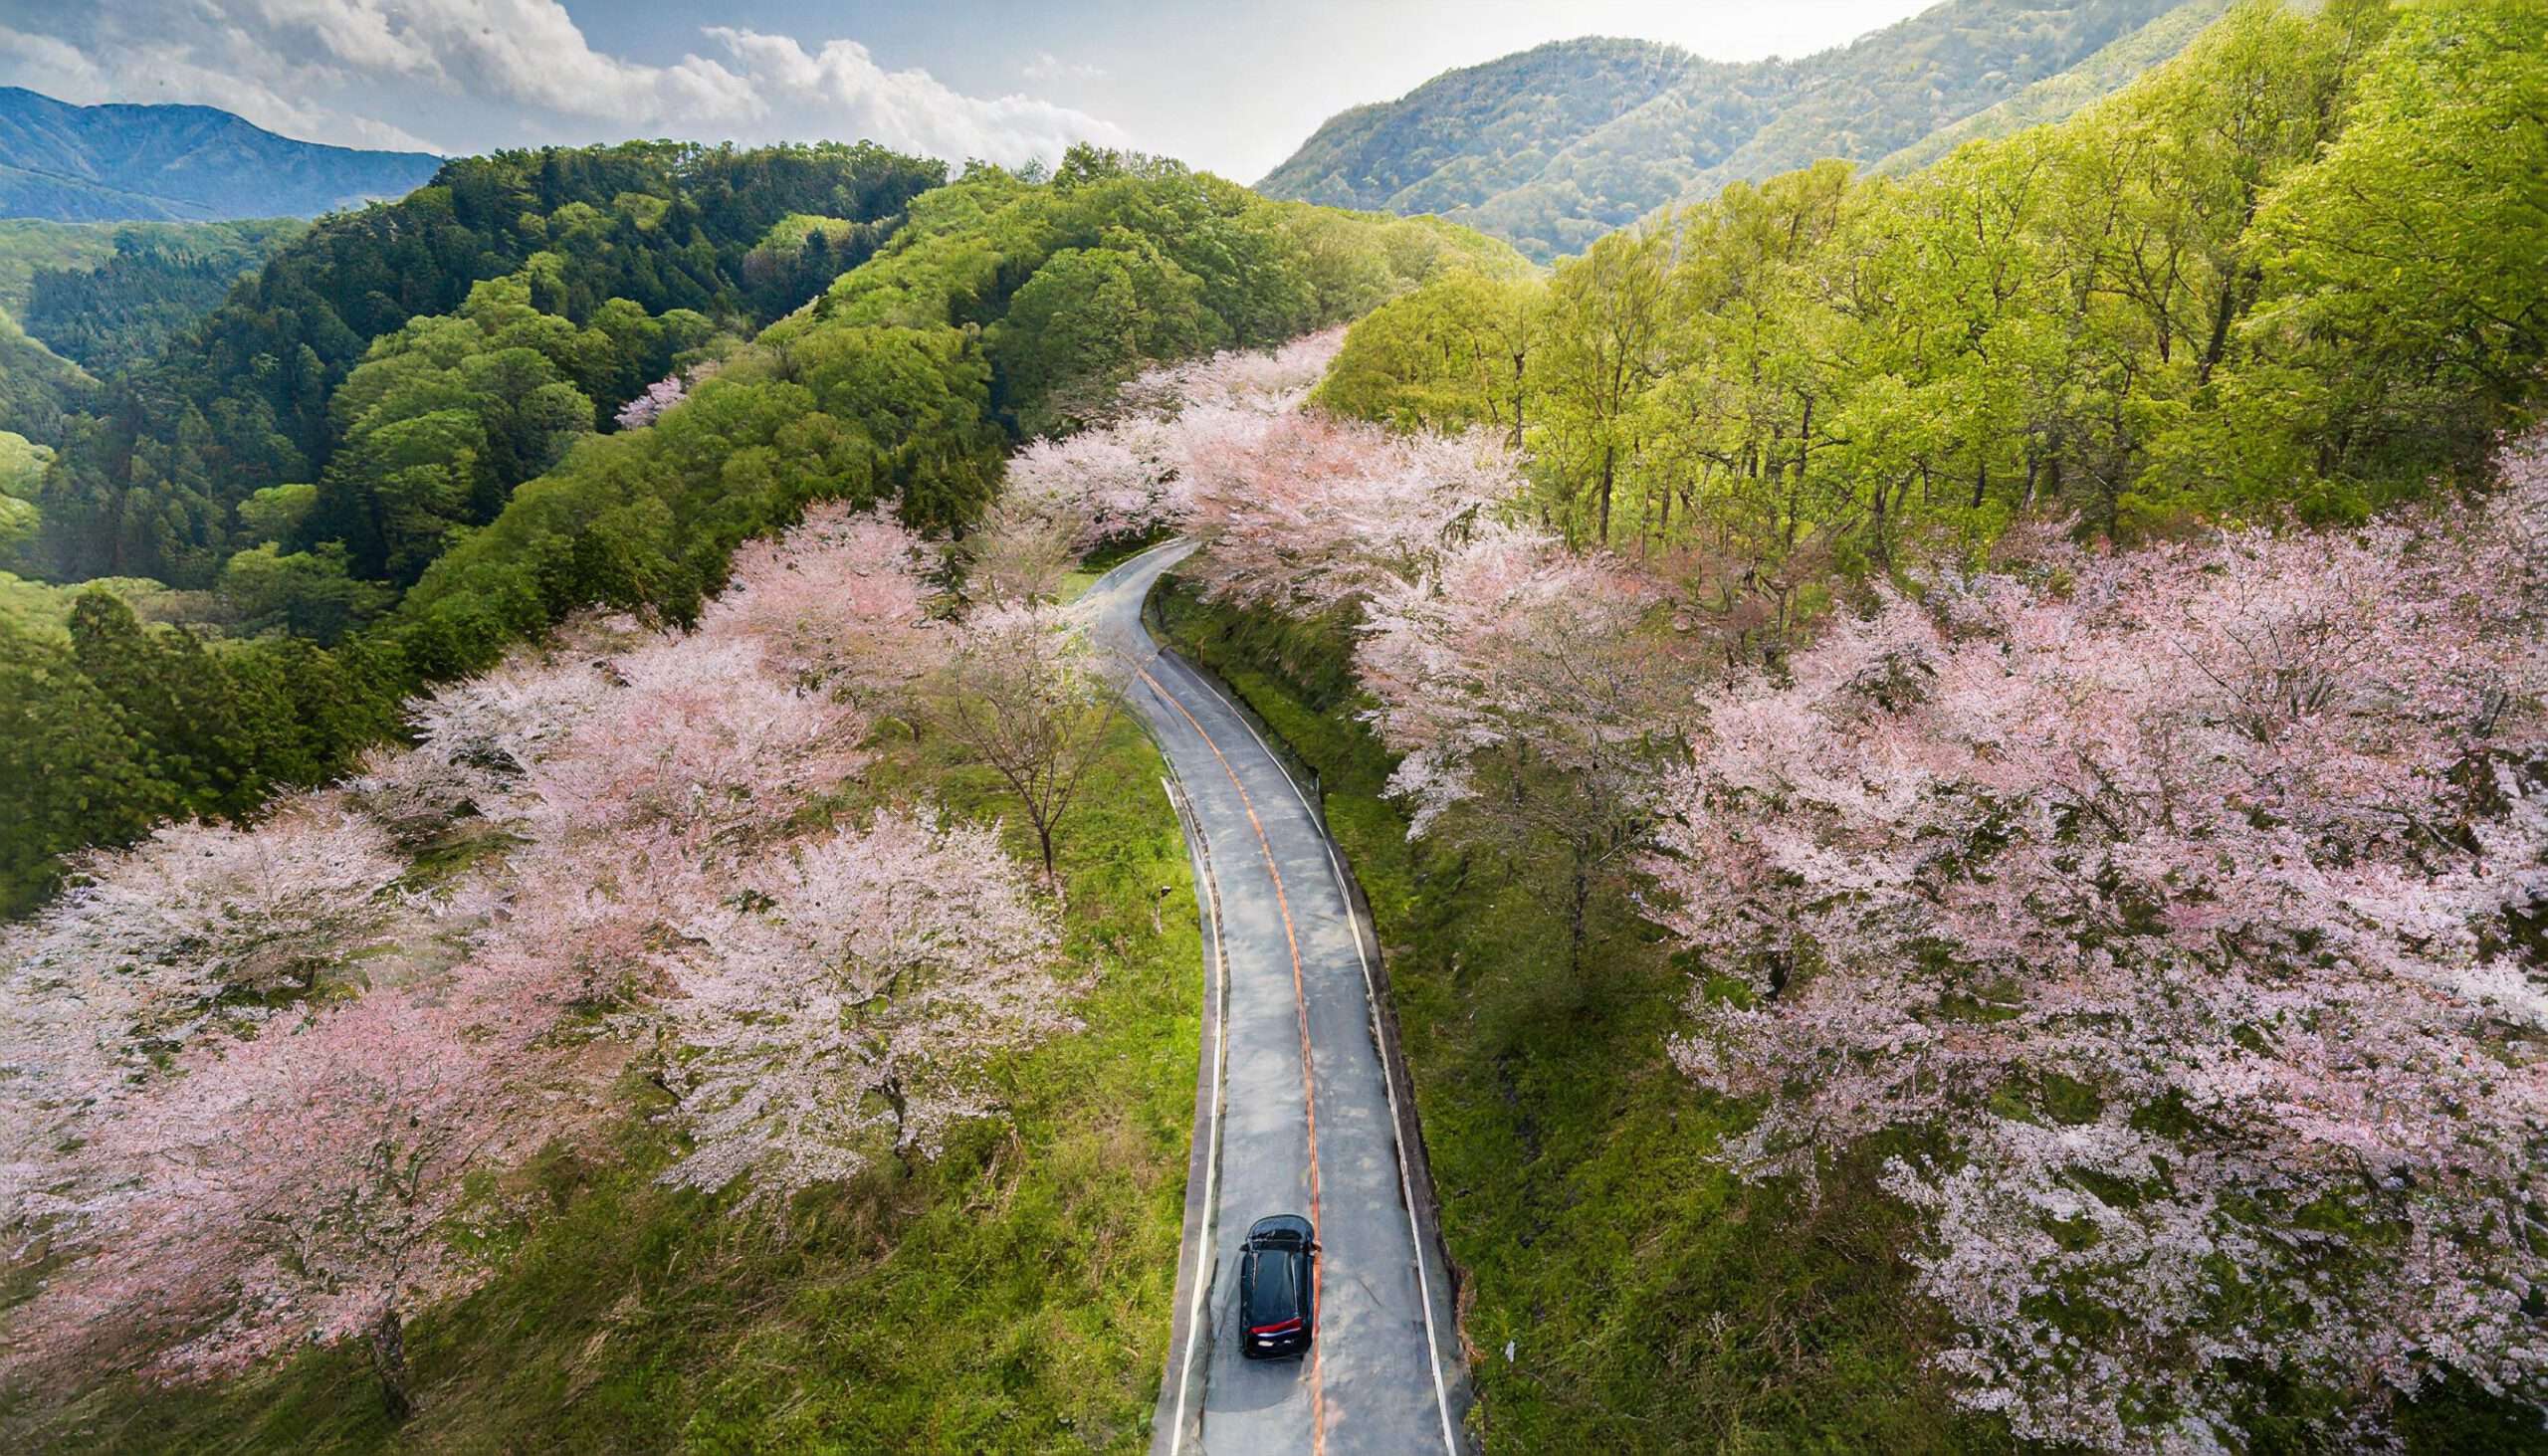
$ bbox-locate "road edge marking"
[1160,771,1228,1456]
[1140,664,1329,1456]
[1163,656,1464,1454]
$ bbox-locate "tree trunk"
[2198,265,2256,385]
[370,1306,413,1423]
[1596,445,1615,546]
[1970,461,1989,512]
[1870,469,1889,568]
[1509,352,1527,451]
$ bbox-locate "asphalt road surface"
[1079,541,1470,1456]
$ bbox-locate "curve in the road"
[1164,658,1461,1456]
[1080,540,1469,1456]
[1140,665,1331,1452]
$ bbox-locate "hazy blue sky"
[0,1,1936,180]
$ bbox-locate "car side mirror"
[1309,1240,1323,1254]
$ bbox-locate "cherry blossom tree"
[8,986,526,1420]
[959,500,1081,606]
[1358,521,1689,973]
[1117,326,1343,417]
[700,502,943,697]
[922,602,1126,886]
[347,640,620,841]
[986,328,1349,565]
[0,802,413,1209]
[615,375,687,430]
[1000,415,1185,553]
[518,630,869,847]
[648,808,1067,1205]
[1650,450,2548,1448]
[614,360,720,431]
[1179,416,1523,613]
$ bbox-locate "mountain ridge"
[1259,0,2223,260]
[0,88,442,221]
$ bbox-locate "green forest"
[1318,0,2538,585]
[0,219,304,446]
[0,139,1518,915]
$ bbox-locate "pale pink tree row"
[1649,448,2548,1448]
[0,494,1067,1417]
[1116,325,1343,418]
[984,328,1349,576]
[1354,520,1690,973]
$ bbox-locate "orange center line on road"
[1139,662,1328,1456]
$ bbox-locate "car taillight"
[1248,1319,1302,1336]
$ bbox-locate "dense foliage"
[20,219,305,377]
[24,138,947,586]
[1320,0,2546,578]
[0,312,90,447]
[1870,0,2236,175]
[1259,0,2217,261]
[0,220,299,449]
[790,147,1523,435]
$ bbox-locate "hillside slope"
[1256,38,1711,216]
[1260,0,2221,259]
[1869,0,2235,174]
[0,89,440,221]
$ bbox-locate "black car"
[1238,1214,1318,1358]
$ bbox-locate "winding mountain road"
[1078,541,1470,1456]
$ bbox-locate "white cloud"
[0,26,107,103]
[0,1,1126,167]
[1021,52,1107,85]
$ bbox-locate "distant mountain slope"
[1258,38,1707,215]
[0,89,441,221]
[1260,0,2220,260]
[1868,0,2234,175]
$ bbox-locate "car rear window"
[1246,1251,1299,1321]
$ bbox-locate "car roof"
[1246,1213,1314,1245]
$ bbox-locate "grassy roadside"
[13,714,1200,1453]
[1152,577,1999,1454]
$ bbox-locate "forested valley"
[0,140,1508,914]
[0,0,2542,1450]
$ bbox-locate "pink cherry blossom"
[647,808,1068,1206]
[1651,443,2548,1446]
[701,501,943,696]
